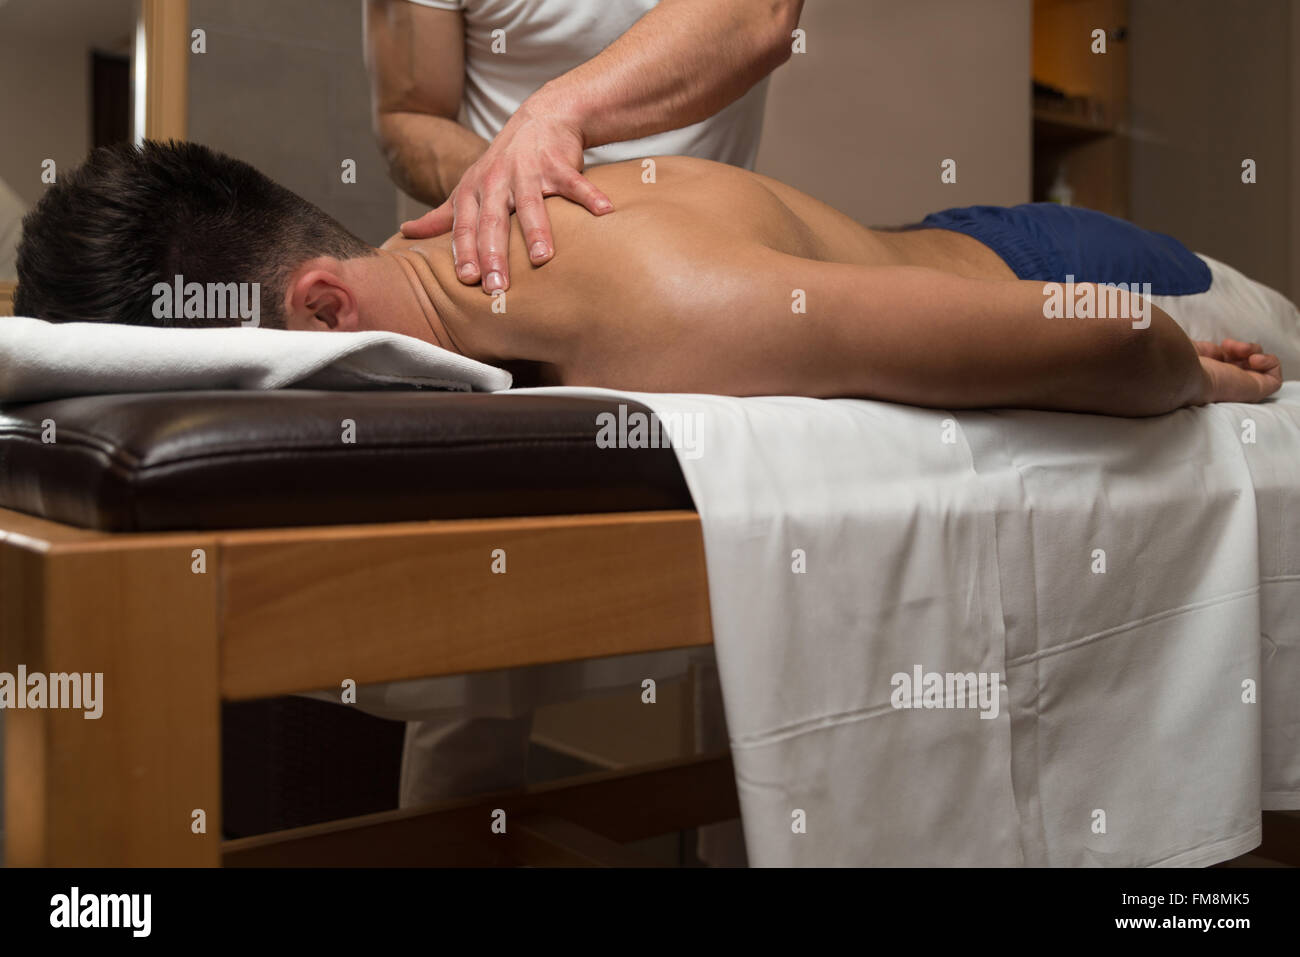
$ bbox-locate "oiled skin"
[378,156,1228,414]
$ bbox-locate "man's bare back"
[381,157,1034,389]
[385,156,1014,318]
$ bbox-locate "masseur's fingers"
[513,182,555,269]
[400,200,454,240]
[554,167,615,218]
[449,192,483,285]
[476,184,514,294]
[1193,340,1225,360]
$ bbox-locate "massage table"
[0,390,736,866]
[5,380,1300,867]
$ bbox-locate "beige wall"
[0,0,135,282]
[0,41,88,210]
[1128,0,1293,298]
[187,0,396,246]
[0,0,137,206]
[755,0,1032,226]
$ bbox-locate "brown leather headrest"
[0,391,693,531]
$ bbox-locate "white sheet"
[0,316,511,401]
[332,374,1299,866]
[458,380,1292,866]
[600,383,1300,866]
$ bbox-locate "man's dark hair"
[14,140,375,328]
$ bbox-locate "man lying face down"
[15,141,1284,415]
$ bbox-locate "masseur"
[365,0,800,817]
[366,0,803,293]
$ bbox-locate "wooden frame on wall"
[0,0,189,317]
[141,0,190,143]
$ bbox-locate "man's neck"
[371,246,466,354]
[371,235,570,382]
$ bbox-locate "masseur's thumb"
[400,201,453,239]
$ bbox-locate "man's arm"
[365,0,489,207]
[403,0,805,294]
[560,254,1240,416]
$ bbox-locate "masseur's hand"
[399,101,615,294]
[1192,338,1283,404]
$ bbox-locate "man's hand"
[1192,337,1283,404]
[399,101,615,294]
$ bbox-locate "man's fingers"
[1230,354,1282,401]
[1220,338,1266,369]
[1221,337,1262,358]
[450,193,482,285]
[1193,341,1225,360]
[1251,366,1283,399]
[1248,351,1281,375]
[400,201,455,240]
[476,187,514,294]
[513,186,554,266]
[557,169,614,216]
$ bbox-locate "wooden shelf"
[1033,108,1115,141]
[1032,0,1130,218]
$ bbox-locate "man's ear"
[283,259,361,332]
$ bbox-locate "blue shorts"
[918,203,1212,296]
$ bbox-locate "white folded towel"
[0,316,511,402]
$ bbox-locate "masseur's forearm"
[530,0,803,148]
[377,112,489,207]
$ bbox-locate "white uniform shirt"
[405,0,769,169]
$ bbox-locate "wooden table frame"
[0,506,722,867]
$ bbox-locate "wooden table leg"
[1,534,221,866]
